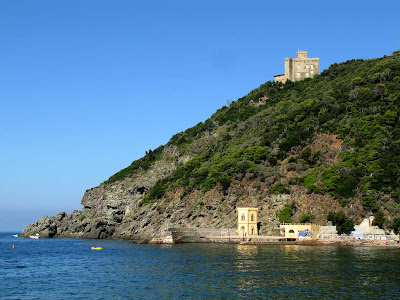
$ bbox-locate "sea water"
[1,232,399,299]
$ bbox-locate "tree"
[327,211,355,235]
[300,214,314,223]
[351,76,364,88]
[269,182,290,194]
[391,218,400,235]
[372,211,385,229]
[279,204,294,223]
[337,218,355,235]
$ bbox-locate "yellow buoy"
[91,246,103,250]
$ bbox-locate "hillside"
[22,51,400,240]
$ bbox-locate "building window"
[311,70,314,75]
[297,64,300,69]
[251,214,254,221]
[306,64,309,69]
[241,214,245,221]
[306,72,309,77]
[311,64,314,70]
[297,72,300,78]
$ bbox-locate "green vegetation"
[104,146,164,184]
[327,211,355,235]
[269,182,290,194]
[390,217,400,234]
[104,52,400,223]
[300,214,314,223]
[372,210,386,228]
[79,215,86,222]
[278,204,295,223]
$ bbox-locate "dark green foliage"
[372,211,386,228]
[300,214,314,223]
[142,145,272,202]
[337,219,355,235]
[219,175,231,191]
[170,120,214,148]
[302,169,318,191]
[279,124,314,153]
[279,204,294,223]
[390,217,400,234]
[327,211,355,235]
[327,211,336,223]
[104,146,165,184]
[321,167,358,199]
[269,182,290,194]
[301,147,320,166]
[141,178,169,206]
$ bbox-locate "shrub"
[391,218,400,234]
[300,214,314,223]
[269,182,290,194]
[327,211,355,235]
[372,211,385,228]
[104,146,164,184]
[219,175,231,191]
[279,204,294,223]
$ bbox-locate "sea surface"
[1,232,399,299]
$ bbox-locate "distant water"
[1,232,400,299]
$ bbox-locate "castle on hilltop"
[274,50,319,83]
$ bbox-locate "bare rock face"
[21,214,61,238]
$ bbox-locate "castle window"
[311,70,314,75]
[297,64,300,69]
[306,72,309,77]
[241,214,245,221]
[306,64,309,69]
[311,64,314,70]
[251,214,254,221]
[297,72,300,78]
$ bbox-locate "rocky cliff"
[21,52,400,240]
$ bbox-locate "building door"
[241,226,245,236]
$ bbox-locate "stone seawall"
[159,228,237,243]
[157,228,290,244]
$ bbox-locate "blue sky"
[1,0,399,231]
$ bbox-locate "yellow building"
[280,223,320,239]
[237,207,258,236]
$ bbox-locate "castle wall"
[276,51,319,83]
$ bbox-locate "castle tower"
[237,207,258,236]
[274,50,320,83]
